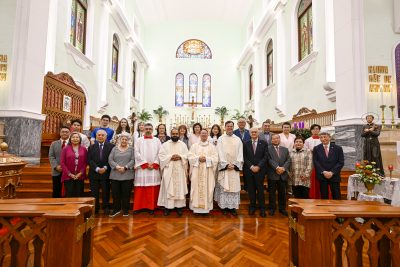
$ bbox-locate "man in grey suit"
[258,120,272,145]
[267,134,291,216]
[48,126,70,198]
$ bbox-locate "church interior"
[0,0,400,266]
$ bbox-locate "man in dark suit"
[48,126,70,198]
[88,129,115,214]
[233,118,251,143]
[313,132,344,200]
[267,134,291,216]
[258,120,272,145]
[243,128,269,217]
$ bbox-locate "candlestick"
[380,105,386,129]
[389,105,396,129]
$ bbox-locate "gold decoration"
[0,142,8,152]
[183,40,204,55]
[288,213,305,241]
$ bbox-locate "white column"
[253,44,263,121]
[332,0,366,126]
[138,63,146,111]
[239,66,246,111]
[275,7,286,116]
[44,0,58,73]
[123,47,132,118]
[96,2,111,111]
[5,0,51,120]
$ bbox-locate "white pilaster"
[253,43,263,121]
[239,66,246,111]
[7,0,51,120]
[96,2,111,112]
[323,0,336,102]
[138,63,146,111]
[123,47,132,118]
[275,7,286,117]
[332,0,366,126]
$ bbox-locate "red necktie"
[324,145,329,157]
[62,140,66,149]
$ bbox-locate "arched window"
[189,73,198,102]
[111,34,119,82]
[266,40,273,86]
[249,65,254,100]
[175,73,184,107]
[202,74,211,107]
[298,0,313,61]
[176,39,212,59]
[70,0,88,53]
[395,43,400,117]
[132,62,137,97]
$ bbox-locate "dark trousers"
[90,179,110,210]
[246,173,266,210]
[292,186,309,199]
[52,174,62,198]
[320,179,341,200]
[111,179,133,212]
[268,179,287,211]
[64,179,84,197]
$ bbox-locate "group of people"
[49,115,345,218]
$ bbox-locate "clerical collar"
[226,132,233,136]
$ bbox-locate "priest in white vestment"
[214,121,243,216]
[133,123,162,214]
[158,128,189,216]
[188,129,219,214]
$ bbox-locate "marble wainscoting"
[2,117,43,164]
[379,129,400,178]
[334,125,364,170]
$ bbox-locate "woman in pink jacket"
[60,132,87,197]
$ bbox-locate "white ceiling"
[134,0,256,26]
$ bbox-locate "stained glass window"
[70,0,87,54]
[175,73,184,107]
[132,62,137,97]
[202,74,211,107]
[189,73,198,103]
[395,44,400,117]
[111,34,119,82]
[298,0,313,61]
[176,39,212,59]
[249,65,254,100]
[266,40,273,86]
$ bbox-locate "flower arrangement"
[355,160,383,185]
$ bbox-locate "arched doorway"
[40,72,86,161]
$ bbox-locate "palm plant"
[137,109,153,122]
[153,105,169,123]
[231,109,245,121]
[215,106,229,126]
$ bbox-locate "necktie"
[252,141,257,154]
[275,146,280,158]
[99,143,104,161]
[324,145,329,157]
[62,140,66,149]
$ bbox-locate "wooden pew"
[288,199,400,267]
[0,198,94,267]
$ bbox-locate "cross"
[183,96,202,121]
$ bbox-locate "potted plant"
[215,106,229,126]
[153,106,169,123]
[231,109,245,121]
[138,110,153,122]
[355,160,384,195]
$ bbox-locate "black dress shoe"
[163,209,170,216]
[248,209,256,215]
[279,210,288,216]
[260,210,266,218]
[269,209,275,216]
[177,208,183,216]
[230,209,238,216]
[223,208,228,215]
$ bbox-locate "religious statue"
[361,114,385,176]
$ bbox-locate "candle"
[380,84,384,105]
[390,84,393,104]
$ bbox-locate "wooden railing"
[291,108,336,127]
[0,198,95,267]
[288,199,400,267]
